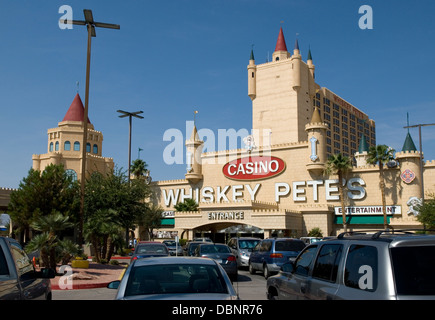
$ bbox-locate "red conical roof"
[62,93,91,123]
[274,27,288,52]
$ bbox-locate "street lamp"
[61,9,120,246]
[117,110,144,246]
[403,122,435,201]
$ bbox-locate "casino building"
[146,27,435,241]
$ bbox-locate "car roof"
[231,237,261,240]
[132,256,217,267]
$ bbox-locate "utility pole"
[61,9,120,246]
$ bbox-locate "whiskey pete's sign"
[222,156,286,181]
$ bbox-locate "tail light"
[132,256,138,260]
[227,255,236,262]
[270,253,283,258]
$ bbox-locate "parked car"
[266,230,435,300]
[107,256,238,300]
[0,236,55,300]
[192,237,213,243]
[227,237,261,268]
[249,238,305,279]
[300,237,323,245]
[193,244,238,281]
[162,240,183,256]
[184,241,209,256]
[130,242,169,261]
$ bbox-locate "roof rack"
[337,229,435,240]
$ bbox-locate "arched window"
[74,141,80,151]
[55,141,59,151]
[65,169,77,182]
[64,141,71,151]
[93,144,98,154]
[86,143,91,153]
[49,142,54,152]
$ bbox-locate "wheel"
[249,262,256,275]
[263,264,271,279]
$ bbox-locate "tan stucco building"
[32,93,114,180]
[146,28,434,242]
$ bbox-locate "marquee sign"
[334,205,401,215]
[222,156,286,181]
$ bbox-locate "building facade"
[147,28,435,242]
[32,93,114,180]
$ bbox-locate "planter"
[71,257,89,269]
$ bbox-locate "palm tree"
[325,154,353,232]
[367,144,395,229]
[130,159,149,179]
[174,198,199,212]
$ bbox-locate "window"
[313,244,343,282]
[260,241,272,252]
[10,242,33,278]
[86,143,91,153]
[65,169,77,182]
[49,142,53,152]
[251,72,255,78]
[344,245,377,291]
[93,144,98,154]
[64,141,71,151]
[74,141,80,151]
[294,246,318,277]
[0,247,9,276]
[55,141,59,151]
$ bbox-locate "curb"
[51,281,112,290]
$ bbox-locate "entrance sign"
[208,211,245,220]
[223,156,286,180]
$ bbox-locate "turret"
[272,27,290,62]
[247,49,257,100]
[185,125,204,184]
[355,134,369,167]
[291,38,301,91]
[395,132,422,200]
[305,107,328,175]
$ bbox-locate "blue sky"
[1,0,435,189]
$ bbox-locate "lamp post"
[403,122,435,201]
[117,110,144,246]
[61,9,120,246]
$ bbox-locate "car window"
[9,241,33,277]
[275,240,305,252]
[260,241,272,252]
[391,245,435,295]
[253,242,261,251]
[239,240,260,250]
[294,245,318,277]
[125,264,228,296]
[344,244,377,292]
[136,245,168,254]
[0,247,9,276]
[312,244,343,283]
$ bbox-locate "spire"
[274,27,288,52]
[402,132,417,152]
[294,38,299,51]
[250,48,255,61]
[310,107,322,123]
[358,134,369,153]
[62,93,91,123]
[190,125,201,142]
[307,47,313,61]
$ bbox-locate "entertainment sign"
[334,206,401,215]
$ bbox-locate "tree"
[307,227,323,237]
[367,145,395,229]
[174,198,198,212]
[136,204,164,241]
[325,153,352,232]
[8,164,80,243]
[130,159,149,179]
[416,192,435,230]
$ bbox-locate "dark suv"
[266,230,435,300]
[249,238,305,279]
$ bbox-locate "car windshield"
[136,245,168,254]
[239,240,260,250]
[200,245,230,254]
[125,264,228,296]
[275,240,305,252]
[163,241,176,246]
[391,245,435,295]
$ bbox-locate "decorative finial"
[76,81,79,93]
[194,110,198,127]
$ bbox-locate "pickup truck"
[0,236,55,300]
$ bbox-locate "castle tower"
[247,48,257,100]
[272,27,290,62]
[32,93,114,180]
[305,107,328,175]
[395,132,422,201]
[185,125,204,184]
[291,39,301,91]
[355,134,369,167]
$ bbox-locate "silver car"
[162,240,183,256]
[108,256,238,300]
[228,237,261,268]
[267,230,435,300]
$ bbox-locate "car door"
[283,245,319,300]
[305,243,343,300]
[9,241,47,300]
[0,240,21,300]
[250,241,262,270]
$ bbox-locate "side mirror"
[35,268,56,279]
[107,280,120,289]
